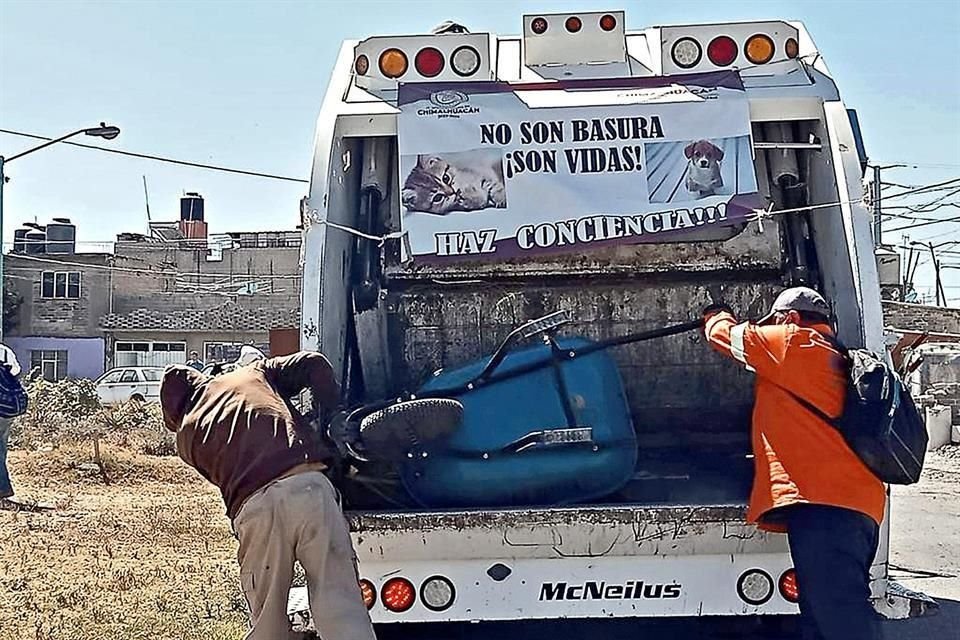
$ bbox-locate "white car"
[95,367,164,405]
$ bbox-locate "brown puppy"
[684,140,724,197]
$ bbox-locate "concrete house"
[3,194,302,380]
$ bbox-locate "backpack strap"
[774,381,840,429]
[765,328,846,429]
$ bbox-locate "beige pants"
[233,471,377,640]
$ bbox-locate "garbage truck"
[291,9,927,633]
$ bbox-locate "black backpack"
[783,343,927,485]
[0,363,28,419]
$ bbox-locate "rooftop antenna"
[142,175,154,238]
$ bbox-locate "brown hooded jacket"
[161,351,340,519]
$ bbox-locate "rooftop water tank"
[13,227,31,254]
[46,217,76,254]
[24,229,46,255]
[180,192,204,222]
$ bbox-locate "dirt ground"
[0,445,247,640]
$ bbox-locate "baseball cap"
[235,345,266,366]
[757,286,832,325]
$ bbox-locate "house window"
[114,341,187,367]
[40,271,81,299]
[30,350,68,381]
[151,342,186,353]
[204,341,269,364]
[116,342,150,352]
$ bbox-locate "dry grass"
[0,444,248,640]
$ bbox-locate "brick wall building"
[100,228,302,368]
[882,301,960,334]
[4,252,111,379]
[4,195,302,379]
[883,301,960,423]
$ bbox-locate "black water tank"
[13,227,31,253]
[180,192,204,222]
[24,229,46,254]
[46,217,76,254]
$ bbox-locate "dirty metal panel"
[348,504,783,562]
[386,278,782,440]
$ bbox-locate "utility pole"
[872,164,882,244]
[927,242,947,306]
[868,163,907,245]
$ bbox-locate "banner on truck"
[397,72,763,262]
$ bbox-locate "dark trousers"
[784,504,881,640]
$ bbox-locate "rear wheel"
[359,398,463,461]
[129,394,145,404]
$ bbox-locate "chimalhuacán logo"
[539,580,682,601]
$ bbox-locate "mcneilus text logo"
[539,580,682,601]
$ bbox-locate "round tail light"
[599,14,617,32]
[354,55,369,76]
[359,579,376,610]
[415,47,445,77]
[745,34,775,65]
[737,569,774,606]
[565,16,582,33]
[779,568,800,603]
[378,48,408,79]
[382,577,416,613]
[671,37,702,69]
[707,35,738,67]
[531,17,548,35]
[451,45,481,77]
[785,37,800,59]
[420,576,456,612]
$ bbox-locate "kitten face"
[402,155,460,214]
[402,154,507,215]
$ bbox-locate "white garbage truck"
[291,9,928,634]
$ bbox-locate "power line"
[882,205,960,224]
[882,178,960,200]
[876,161,960,170]
[885,212,960,234]
[0,128,309,184]
[4,252,301,280]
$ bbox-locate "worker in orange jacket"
[704,287,885,640]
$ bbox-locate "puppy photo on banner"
[645,134,757,203]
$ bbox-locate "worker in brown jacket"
[161,351,377,640]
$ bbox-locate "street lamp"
[0,123,121,340]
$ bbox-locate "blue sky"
[1,0,958,302]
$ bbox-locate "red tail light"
[785,37,800,59]
[359,579,376,610]
[779,569,800,603]
[382,577,416,612]
[415,47,445,77]
[354,55,369,76]
[565,16,582,33]
[599,14,617,32]
[531,17,548,34]
[707,35,738,66]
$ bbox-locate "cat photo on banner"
[402,148,507,215]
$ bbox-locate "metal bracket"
[753,141,823,151]
[874,581,939,620]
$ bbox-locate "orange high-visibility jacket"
[705,311,886,532]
